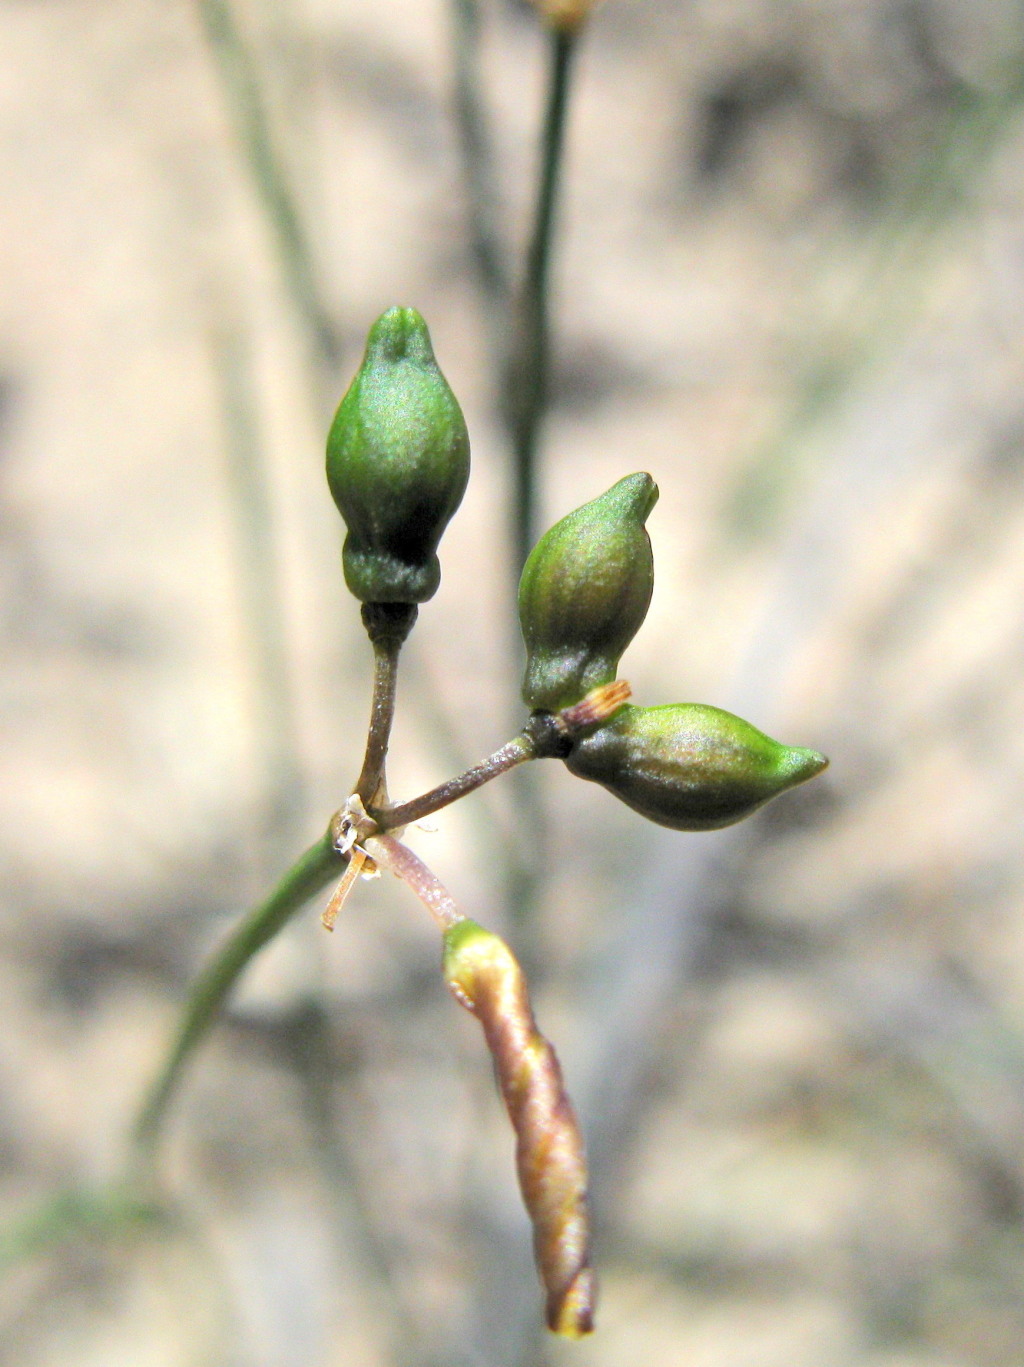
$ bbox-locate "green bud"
[564,703,828,830]
[518,474,658,713]
[327,307,470,604]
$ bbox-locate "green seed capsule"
[519,474,658,713]
[326,307,470,604]
[564,703,828,830]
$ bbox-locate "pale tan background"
[3,1,1024,1365]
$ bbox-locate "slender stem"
[132,829,343,1155]
[366,834,465,931]
[376,735,536,831]
[355,602,418,806]
[528,29,575,331]
[450,0,509,307]
[355,638,403,805]
[507,26,578,571]
[195,0,338,365]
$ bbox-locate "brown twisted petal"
[443,920,596,1338]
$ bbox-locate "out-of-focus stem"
[195,0,338,365]
[500,26,578,951]
[506,26,578,572]
[450,0,509,308]
[0,1187,164,1275]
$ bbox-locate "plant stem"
[366,834,464,931]
[450,0,508,308]
[355,638,402,805]
[132,828,343,1156]
[128,673,588,1161]
[507,25,578,572]
[376,735,536,831]
[355,602,418,807]
[195,0,338,365]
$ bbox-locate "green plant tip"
[565,703,828,830]
[519,473,658,713]
[327,307,470,604]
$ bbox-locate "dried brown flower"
[443,919,596,1337]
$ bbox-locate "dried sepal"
[443,919,596,1338]
[559,679,631,731]
[320,845,368,931]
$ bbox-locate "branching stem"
[130,684,628,1155]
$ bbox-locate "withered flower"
[443,919,596,1338]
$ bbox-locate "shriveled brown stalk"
[443,919,596,1338]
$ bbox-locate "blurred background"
[3,0,1024,1364]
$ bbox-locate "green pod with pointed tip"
[518,474,658,713]
[327,307,470,604]
[564,703,828,830]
